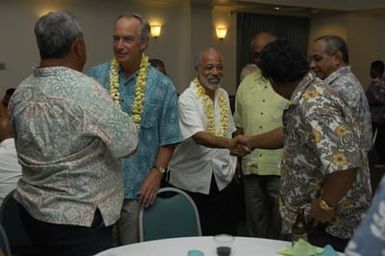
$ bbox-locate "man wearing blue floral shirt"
[345,176,385,256]
[88,13,181,244]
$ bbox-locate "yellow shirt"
[233,70,288,176]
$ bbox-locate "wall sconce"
[150,24,162,39]
[216,26,227,40]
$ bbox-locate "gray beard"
[205,83,220,90]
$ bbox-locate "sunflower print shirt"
[280,72,372,239]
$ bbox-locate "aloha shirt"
[280,72,371,239]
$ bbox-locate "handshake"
[229,135,254,157]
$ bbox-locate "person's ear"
[334,51,343,66]
[72,38,85,57]
[195,65,200,74]
[70,37,87,71]
[140,39,149,51]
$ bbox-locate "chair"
[0,190,40,256]
[0,225,11,256]
[139,187,202,242]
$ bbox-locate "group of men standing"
[7,10,374,256]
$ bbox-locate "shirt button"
[262,99,265,102]
[264,86,268,89]
[260,112,264,115]
[259,126,263,129]
[259,154,262,157]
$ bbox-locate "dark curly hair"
[259,39,309,84]
[371,60,384,75]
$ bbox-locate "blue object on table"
[317,245,338,256]
[187,249,205,256]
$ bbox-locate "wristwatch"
[319,199,335,211]
[152,165,166,174]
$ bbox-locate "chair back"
[0,190,40,255]
[139,187,202,242]
[0,225,11,256]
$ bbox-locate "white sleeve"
[178,92,205,140]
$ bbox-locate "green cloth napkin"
[277,239,338,256]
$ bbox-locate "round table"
[94,236,291,256]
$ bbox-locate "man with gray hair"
[87,13,181,244]
[309,35,372,151]
[9,11,138,256]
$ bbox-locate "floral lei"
[109,55,149,129]
[194,78,229,137]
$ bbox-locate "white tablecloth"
[94,236,292,256]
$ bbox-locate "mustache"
[207,75,221,83]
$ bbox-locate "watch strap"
[319,199,335,211]
[152,165,166,174]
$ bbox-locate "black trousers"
[19,202,113,256]
[183,177,238,236]
[306,223,349,252]
[373,123,385,165]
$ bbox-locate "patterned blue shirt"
[88,62,181,199]
[10,67,138,227]
[345,176,385,255]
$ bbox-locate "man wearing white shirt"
[0,117,21,205]
[169,48,246,235]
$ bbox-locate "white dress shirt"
[0,138,21,204]
[169,81,236,195]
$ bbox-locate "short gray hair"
[194,48,223,68]
[314,35,349,64]
[115,13,150,42]
[34,11,83,59]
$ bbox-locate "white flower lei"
[194,78,229,137]
[109,55,149,129]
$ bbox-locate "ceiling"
[192,0,385,16]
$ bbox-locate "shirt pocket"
[141,103,159,129]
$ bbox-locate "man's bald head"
[250,32,277,64]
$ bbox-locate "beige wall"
[0,0,197,95]
[1,0,385,97]
[0,0,238,96]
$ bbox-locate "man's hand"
[235,135,255,150]
[138,168,163,207]
[309,197,336,224]
[230,136,253,157]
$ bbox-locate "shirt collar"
[290,72,317,105]
[119,65,153,85]
[33,66,76,77]
[324,66,351,84]
[0,138,15,148]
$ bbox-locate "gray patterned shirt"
[280,72,371,239]
[9,67,138,227]
[325,66,372,150]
